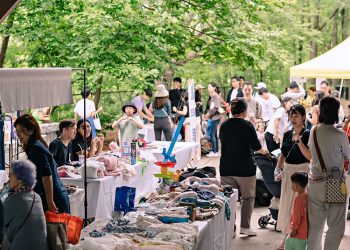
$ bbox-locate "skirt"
[276,162,309,234]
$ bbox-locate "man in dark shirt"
[219,97,268,236]
[49,120,76,166]
[169,77,187,112]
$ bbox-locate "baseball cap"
[254,82,266,90]
[289,81,299,89]
[195,84,204,90]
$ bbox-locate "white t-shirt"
[74,99,96,119]
[265,107,288,138]
[230,89,238,101]
[259,94,281,122]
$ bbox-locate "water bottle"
[130,141,137,165]
[121,141,130,159]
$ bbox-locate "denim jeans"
[210,119,220,153]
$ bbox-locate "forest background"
[1,0,349,127]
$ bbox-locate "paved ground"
[196,156,350,250]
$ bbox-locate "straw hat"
[195,84,204,90]
[154,84,169,97]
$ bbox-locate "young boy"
[112,101,144,145]
[49,119,77,166]
[285,172,308,250]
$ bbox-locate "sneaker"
[215,152,221,157]
[207,152,216,157]
[240,227,257,236]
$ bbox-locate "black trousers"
[264,132,280,152]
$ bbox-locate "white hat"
[254,82,266,90]
[154,84,169,97]
[195,84,204,90]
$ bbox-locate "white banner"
[187,79,197,143]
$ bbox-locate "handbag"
[313,126,347,203]
[45,211,84,245]
[46,222,67,250]
[93,114,102,130]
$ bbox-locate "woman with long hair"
[273,104,311,249]
[14,114,70,213]
[153,84,172,141]
[205,82,222,157]
[71,119,103,161]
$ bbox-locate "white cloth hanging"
[0,68,73,112]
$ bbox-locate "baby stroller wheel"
[258,216,269,228]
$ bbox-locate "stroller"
[200,119,212,155]
[254,153,281,230]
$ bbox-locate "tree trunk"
[163,66,174,89]
[331,9,339,48]
[341,7,349,41]
[94,75,103,108]
[310,0,320,59]
[0,15,14,68]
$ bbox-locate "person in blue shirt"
[14,114,70,213]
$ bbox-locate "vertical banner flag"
[187,79,197,143]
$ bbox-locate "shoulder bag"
[313,126,347,203]
[93,114,102,130]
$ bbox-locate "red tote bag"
[45,211,84,245]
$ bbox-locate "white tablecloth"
[193,191,238,250]
[147,141,198,170]
[62,163,159,219]
[138,123,155,142]
[69,188,84,217]
[0,170,9,188]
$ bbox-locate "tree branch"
[319,8,339,31]
[183,25,225,43]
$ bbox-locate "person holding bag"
[2,160,48,250]
[153,84,173,141]
[14,115,70,214]
[307,96,350,250]
[274,104,311,249]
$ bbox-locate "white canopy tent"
[290,36,350,96]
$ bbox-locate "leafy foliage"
[1,0,348,125]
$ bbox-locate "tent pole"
[71,67,88,225]
[339,79,344,100]
[83,69,88,226]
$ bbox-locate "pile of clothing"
[74,215,198,250]
[72,167,235,250]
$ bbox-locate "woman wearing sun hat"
[153,84,172,141]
